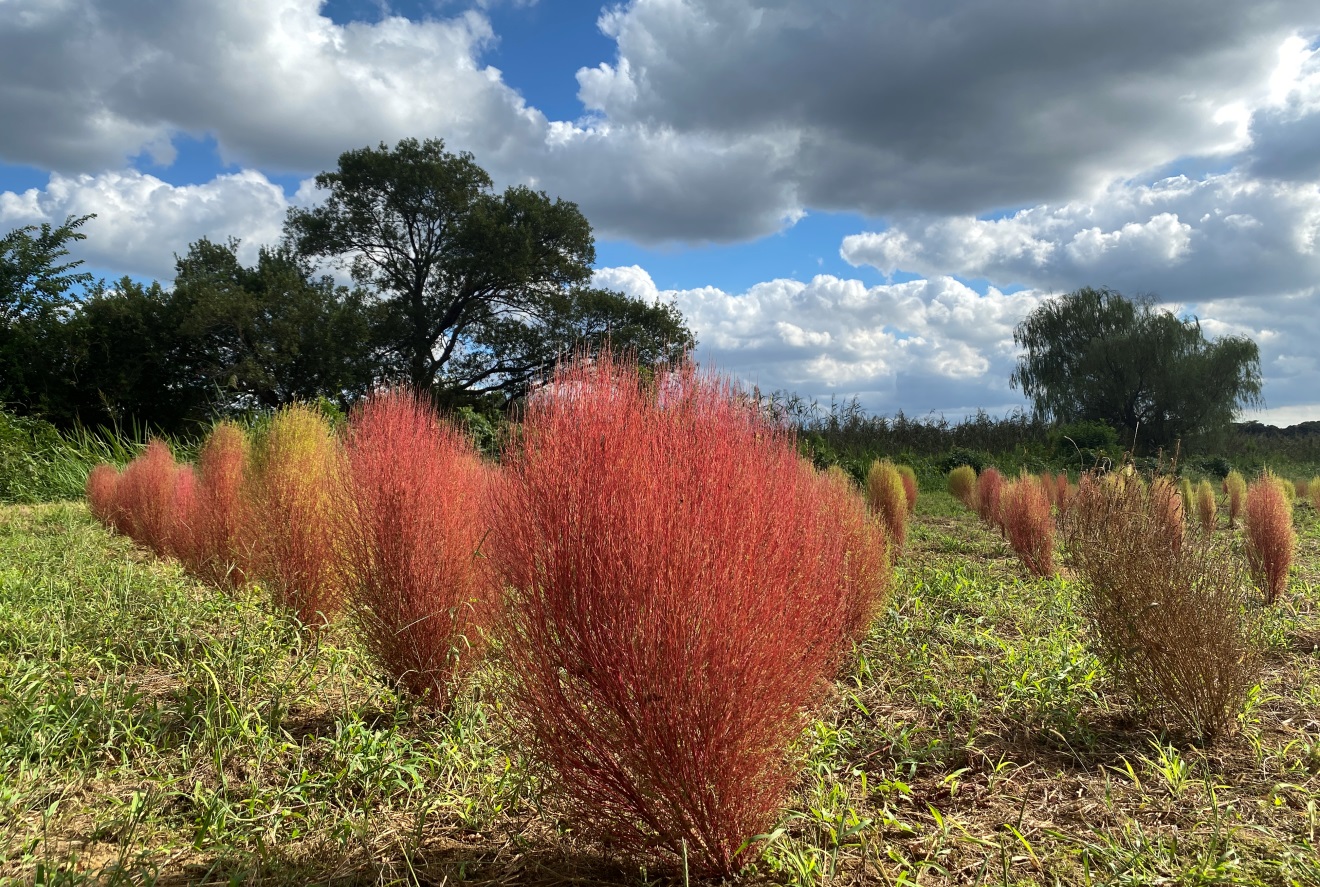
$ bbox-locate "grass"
[2,495,1318,885]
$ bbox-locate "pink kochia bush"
[85,463,122,528]
[490,356,890,878]
[246,405,345,628]
[1243,477,1295,603]
[114,439,182,553]
[975,466,1005,531]
[338,390,497,708]
[1000,475,1055,577]
[186,423,253,588]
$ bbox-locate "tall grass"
[491,356,889,877]
[1224,470,1247,528]
[1195,479,1218,532]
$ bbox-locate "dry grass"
[1063,473,1263,741]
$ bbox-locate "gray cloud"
[4,0,1318,244]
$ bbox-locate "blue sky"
[2,0,1318,422]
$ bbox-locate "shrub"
[1000,475,1055,577]
[188,423,253,588]
[1243,478,1295,604]
[1065,472,1263,741]
[166,464,199,563]
[1224,470,1246,528]
[247,405,346,628]
[947,465,977,508]
[1179,477,1195,520]
[490,356,889,877]
[115,439,180,554]
[1150,476,1186,553]
[1311,475,1320,510]
[84,464,121,528]
[1295,477,1309,500]
[975,466,1005,531]
[866,459,909,552]
[896,464,918,510]
[1195,479,1217,533]
[1039,471,1071,513]
[338,390,498,708]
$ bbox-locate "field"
[1,492,1318,886]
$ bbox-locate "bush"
[114,439,181,554]
[1065,473,1263,741]
[84,463,121,528]
[1243,478,1295,604]
[490,356,889,877]
[947,465,977,508]
[975,466,1005,531]
[1000,475,1055,577]
[937,446,991,474]
[247,405,345,628]
[1310,475,1320,510]
[1224,470,1246,528]
[338,390,498,708]
[866,459,909,553]
[896,464,918,510]
[1150,476,1186,553]
[166,464,199,562]
[187,423,252,588]
[1195,479,1217,533]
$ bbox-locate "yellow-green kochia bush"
[246,404,345,629]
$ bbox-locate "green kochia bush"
[490,355,890,878]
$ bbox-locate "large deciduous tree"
[1,215,95,414]
[284,138,693,398]
[1011,287,1262,449]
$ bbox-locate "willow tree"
[1010,287,1261,448]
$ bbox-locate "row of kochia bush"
[946,463,1305,597]
[85,356,894,878]
[946,460,1304,740]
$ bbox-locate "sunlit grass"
[1,495,1317,884]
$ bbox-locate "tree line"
[1,139,694,433]
[2,138,1267,450]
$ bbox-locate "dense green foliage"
[1,142,694,434]
[1011,287,1262,449]
[286,138,694,398]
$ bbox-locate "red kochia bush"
[491,356,889,877]
[187,423,252,588]
[1244,477,1295,603]
[166,465,199,562]
[1000,476,1055,576]
[85,464,122,528]
[976,466,1005,531]
[114,439,180,554]
[339,390,497,708]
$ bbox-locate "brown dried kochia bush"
[1064,470,1263,741]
